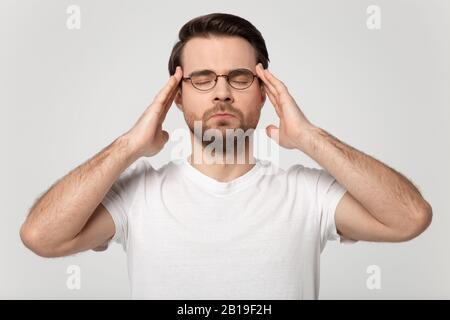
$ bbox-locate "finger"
[159,67,182,108]
[153,77,176,109]
[151,66,183,115]
[158,82,180,124]
[264,84,283,117]
[264,68,288,97]
[160,67,183,117]
[263,68,299,118]
[256,64,281,115]
[256,64,278,98]
[265,124,280,144]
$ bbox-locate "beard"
[184,102,259,155]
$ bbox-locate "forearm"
[22,135,139,247]
[297,126,432,228]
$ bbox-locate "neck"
[187,133,257,182]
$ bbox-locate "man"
[20,13,432,299]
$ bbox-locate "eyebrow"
[188,70,214,77]
[188,68,250,77]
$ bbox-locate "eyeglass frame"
[181,68,260,91]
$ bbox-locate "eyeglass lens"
[191,69,254,90]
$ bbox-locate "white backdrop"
[1,0,449,299]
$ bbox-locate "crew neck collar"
[172,156,263,195]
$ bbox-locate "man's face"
[174,36,266,144]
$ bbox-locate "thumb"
[266,125,280,143]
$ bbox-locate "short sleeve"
[101,158,148,251]
[300,166,356,252]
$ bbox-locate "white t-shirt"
[101,157,352,299]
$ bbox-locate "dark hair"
[168,13,270,77]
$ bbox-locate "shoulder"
[284,163,334,183]
[283,162,323,181]
[121,158,154,177]
[257,160,323,188]
[116,158,162,184]
[282,163,340,200]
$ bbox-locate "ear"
[260,82,266,108]
[174,87,183,111]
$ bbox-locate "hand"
[122,66,183,158]
[256,63,316,150]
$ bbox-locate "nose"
[213,75,234,103]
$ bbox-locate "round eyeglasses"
[182,68,258,91]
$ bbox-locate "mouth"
[209,113,236,120]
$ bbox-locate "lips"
[210,113,236,119]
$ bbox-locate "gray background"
[1,0,449,299]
